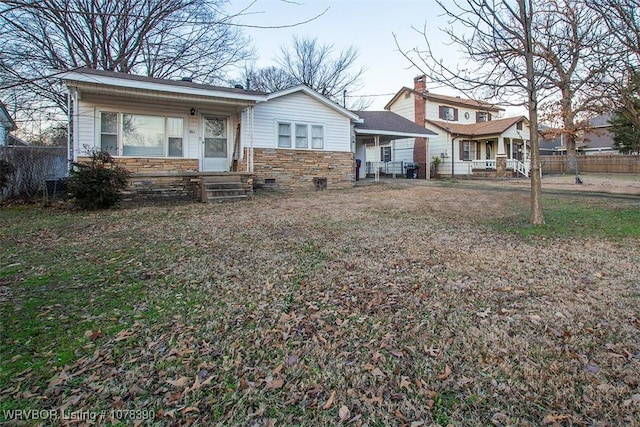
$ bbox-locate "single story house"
[61,68,435,198]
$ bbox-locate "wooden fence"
[540,155,640,175]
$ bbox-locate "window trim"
[439,105,459,121]
[276,121,325,150]
[98,110,186,158]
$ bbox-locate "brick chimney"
[413,75,428,178]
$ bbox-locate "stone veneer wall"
[77,157,199,174]
[238,148,355,191]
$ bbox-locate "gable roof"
[268,85,360,121]
[385,87,504,112]
[354,110,437,138]
[0,100,16,132]
[61,68,267,103]
[426,116,527,137]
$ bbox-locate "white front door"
[202,116,229,171]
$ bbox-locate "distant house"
[539,114,618,155]
[0,101,17,146]
[385,75,532,177]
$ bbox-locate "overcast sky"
[236,0,471,111]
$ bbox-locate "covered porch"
[354,111,437,181]
[455,136,531,178]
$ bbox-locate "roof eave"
[354,128,437,138]
[62,72,266,102]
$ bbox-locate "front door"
[202,116,229,171]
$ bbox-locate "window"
[123,114,164,156]
[276,122,324,150]
[460,140,478,161]
[295,124,308,148]
[99,111,184,157]
[439,106,458,121]
[167,117,184,157]
[100,112,118,156]
[381,146,391,162]
[278,123,291,148]
[516,120,523,130]
[311,125,324,149]
[476,112,491,122]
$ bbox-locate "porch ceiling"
[75,83,258,109]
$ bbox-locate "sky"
[234,0,471,111]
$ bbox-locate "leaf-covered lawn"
[1,184,639,426]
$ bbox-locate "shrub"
[67,151,130,209]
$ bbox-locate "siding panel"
[253,92,352,152]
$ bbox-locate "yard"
[1,182,639,426]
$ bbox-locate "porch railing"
[473,158,531,178]
[471,159,496,169]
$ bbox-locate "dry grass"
[1,183,639,426]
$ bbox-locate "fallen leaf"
[400,376,411,390]
[166,376,190,388]
[266,377,284,390]
[286,354,299,366]
[323,390,336,409]
[543,413,571,424]
[114,329,134,342]
[528,314,542,324]
[438,364,452,380]
[371,367,385,377]
[339,405,350,421]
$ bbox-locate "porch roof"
[61,68,267,107]
[426,116,527,138]
[354,110,437,141]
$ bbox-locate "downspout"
[249,105,254,173]
[451,133,459,177]
[66,87,75,174]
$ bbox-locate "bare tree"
[533,0,613,174]
[244,66,297,93]
[587,0,640,147]
[246,36,367,108]
[396,0,545,224]
[0,0,252,115]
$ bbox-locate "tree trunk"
[521,0,545,225]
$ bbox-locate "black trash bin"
[405,163,419,179]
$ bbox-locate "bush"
[0,158,16,190]
[67,151,130,209]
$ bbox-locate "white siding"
[252,92,352,152]
[388,92,414,120]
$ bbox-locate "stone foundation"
[238,148,355,191]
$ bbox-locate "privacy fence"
[0,146,68,200]
[541,155,640,175]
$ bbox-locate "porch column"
[374,135,380,182]
[246,106,254,173]
[523,139,528,161]
[497,136,506,156]
[391,139,396,178]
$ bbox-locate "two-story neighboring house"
[386,75,532,178]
